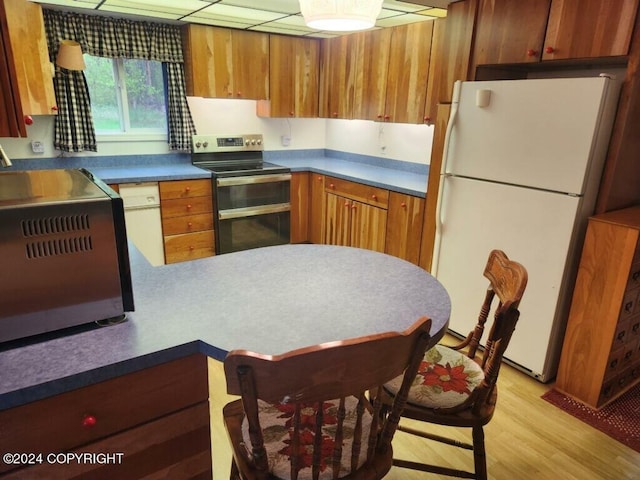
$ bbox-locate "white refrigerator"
[432,76,621,382]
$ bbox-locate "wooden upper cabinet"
[543,0,639,60]
[321,21,435,124]
[385,21,434,124]
[319,33,360,119]
[472,0,551,67]
[183,25,268,100]
[471,0,639,70]
[353,28,392,121]
[0,9,24,138]
[231,29,269,99]
[434,0,478,104]
[2,0,55,123]
[424,17,447,125]
[267,35,319,118]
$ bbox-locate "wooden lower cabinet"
[160,179,215,263]
[309,174,326,244]
[290,172,310,243]
[385,192,425,265]
[556,206,640,408]
[0,355,212,479]
[324,177,388,253]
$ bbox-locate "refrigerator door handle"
[432,81,462,277]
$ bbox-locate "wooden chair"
[222,316,433,480]
[378,249,528,480]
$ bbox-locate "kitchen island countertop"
[0,244,449,412]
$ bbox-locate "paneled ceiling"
[31,0,450,38]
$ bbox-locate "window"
[84,55,168,136]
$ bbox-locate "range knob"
[245,139,250,146]
[256,139,262,145]
[251,139,256,145]
[202,141,208,148]
[195,142,202,148]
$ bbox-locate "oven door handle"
[216,173,291,187]
[218,203,290,220]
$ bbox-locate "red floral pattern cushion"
[384,344,484,409]
[241,396,372,479]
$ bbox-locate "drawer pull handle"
[329,183,335,188]
[189,246,195,251]
[82,415,97,428]
[188,222,193,228]
[371,194,377,200]
[186,204,192,210]
[185,186,191,192]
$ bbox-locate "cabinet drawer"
[162,212,214,236]
[0,355,208,475]
[325,176,389,208]
[164,230,215,264]
[161,196,213,218]
[159,179,212,200]
[1,402,212,480]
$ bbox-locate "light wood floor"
[207,355,640,480]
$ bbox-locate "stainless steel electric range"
[191,134,291,254]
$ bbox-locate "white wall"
[325,119,433,164]
[0,98,434,165]
[188,97,434,164]
[0,115,174,160]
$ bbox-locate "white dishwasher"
[119,182,165,266]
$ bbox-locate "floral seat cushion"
[384,344,485,409]
[241,396,373,480]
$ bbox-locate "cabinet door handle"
[82,415,97,428]
[545,46,555,54]
[526,49,538,57]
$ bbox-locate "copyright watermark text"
[3,452,124,466]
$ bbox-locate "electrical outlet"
[31,141,45,154]
[281,135,291,147]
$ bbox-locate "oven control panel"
[192,134,263,153]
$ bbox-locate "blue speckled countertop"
[6,150,428,197]
[0,244,449,412]
[266,154,428,198]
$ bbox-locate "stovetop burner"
[191,134,290,177]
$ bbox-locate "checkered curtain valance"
[43,9,196,152]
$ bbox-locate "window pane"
[84,55,121,132]
[123,59,167,130]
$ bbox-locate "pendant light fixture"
[299,0,384,32]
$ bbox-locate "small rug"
[541,384,640,453]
